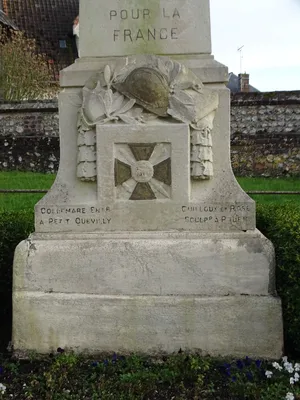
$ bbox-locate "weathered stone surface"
[96,123,190,203]
[13,291,283,358]
[14,231,276,297]
[13,232,282,358]
[79,0,212,58]
[35,111,255,233]
[77,56,219,182]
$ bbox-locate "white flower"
[295,363,300,372]
[0,383,6,394]
[285,362,294,373]
[290,377,295,385]
[294,372,299,382]
[286,393,295,400]
[265,370,273,378]
[272,362,283,371]
[283,356,288,363]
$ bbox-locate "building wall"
[1,92,300,176]
[231,92,300,176]
[0,101,59,172]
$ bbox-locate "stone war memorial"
[13,0,283,358]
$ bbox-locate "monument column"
[12,0,283,358]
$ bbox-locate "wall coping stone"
[0,100,58,113]
[2,92,300,111]
[231,91,300,107]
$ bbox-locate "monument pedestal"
[13,230,283,358]
[12,0,283,358]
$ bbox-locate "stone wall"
[0,92,300,176]
[0,101,59,172]
[231,91,300,176]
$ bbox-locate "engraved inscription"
[181,204,252,228]
[38,206,112,228]
[110,8,180,43]
[36,202,254,232]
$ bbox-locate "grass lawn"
[238,176,300,205]
[0,172,55,211]
[0,172,299,210]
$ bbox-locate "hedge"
[0,205,300,357]
[257,203,300,358]
[0,211,34,352]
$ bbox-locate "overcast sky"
[210,0,300,91]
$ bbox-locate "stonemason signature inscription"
[38,206,112,227]
[181,204,252,227]
[35,202,254,233]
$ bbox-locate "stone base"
[13,292,282,358]
[13,231,283,358]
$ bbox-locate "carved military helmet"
[112,67,170,117]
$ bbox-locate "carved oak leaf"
[111,92,126,113]
[82,85,106,123]
[118,106,144,124]
[94,97,138,124]
[103,89,114,116]
[116,98,136,115]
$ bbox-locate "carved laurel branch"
[77,56,219,182]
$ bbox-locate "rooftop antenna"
[237,45,244,74]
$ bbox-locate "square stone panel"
[96,123,190,203]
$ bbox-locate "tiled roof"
[0,9,18,29]
[227,72,260,93]
[5,0,79,78]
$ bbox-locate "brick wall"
[1,92,300,177]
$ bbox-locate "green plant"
[260,358,300,400]
[0,351,300,399]
[88,353,212,399]
[0,210,34,352]
[0,27,59,100]
[219,357,300,400]
[257,203,300,358]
